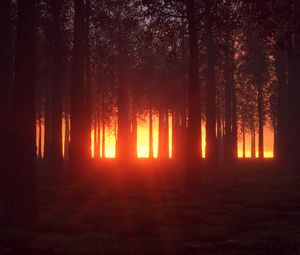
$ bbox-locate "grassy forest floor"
[1,160,300,255]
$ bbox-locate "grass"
[1,160,300,254]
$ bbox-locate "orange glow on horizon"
[36,113,275,160]
[137,113,158,158]
[237,124,274,158]
[102,129,116,158]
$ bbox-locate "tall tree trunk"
[116,2,130,160]
[38,112,43,159]
[178,27,188,162]
[231,76,238,159]
[258,82,264,159]
[172,112,175,158]
[275,38,287,164]
[93,117,96,158]
[97,115,101,158]
[242,113,246,158]
[131,101,137,158]
[116,60,130,159]
[158,107,165,159]
[158,108,169,159]
[94,114,100,158]
[287,10,300,170]
[164,110,169,158]
[101,93,106,158]
[70,0,87,173]
[216,105,223,160]
[149,102,154,159]
[84,0,92,159]
[64,112,69,158]
[224,32,233,163]
[251,116,256,158]
[186,0,202,165]
[172,111,180,160]
[44,94,51,160]
[205,7,217,168]
[180,100,187,160]
[7,0,38,223]
[49,0,63,170]
[98,114,101,158]
[0,0,13,222]
[114,120,117,155]
[102,118,106,158]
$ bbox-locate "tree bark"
[70,0,87,173]
[98,114,101,158]
[116,2,130,160]
[172,111,180,160]
[242,113,246,158]
[49,0,63,170]
[180,99,187,160]
[116,59,130,160]
[231,74,238,159]
[44,94,51,160]
[7,0,38,223]
[216,104,223,160]
[102,119,106,158]
[84,0,92,159]
[258,82,264,159]
[131,100,137,159]
[186,0,202,164]
[287,11,300,170]
[64,112,69,159]
[164,110,169,158]
[251,116,256,158]
[158,107,165,159]
[101,93,106,158]
[275,38,287,164]
[0,0,13,222]
[224,32,233,163]
[205,4,217,168]
[94,114,100,159]
[149,102,154,159]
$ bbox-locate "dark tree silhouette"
[0,0,13,222]
[245,32,268,160]
[115,3,131,160]
[274,37,288,164]
[49,0,64,170]
[84,0,92,159]
[7,0,38,223]
[2,0,299,186]
[186,0,202,165]
[70,0,89,172]
[287,0,300,170]
[205,1,218,168]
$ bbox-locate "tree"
[49,0,64,170]
[245,31,268,160]
[0,0,13,222]
[274,37,288,163]
[205,0,218,167]
[269,0,293,165]
[220,0,240,163]
[186,0,202,165]
[287,0,300,170]
[70,0,89,172]
[84,0,92,159]
[7,0,38,223]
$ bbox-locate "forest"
[1,0,300,254]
